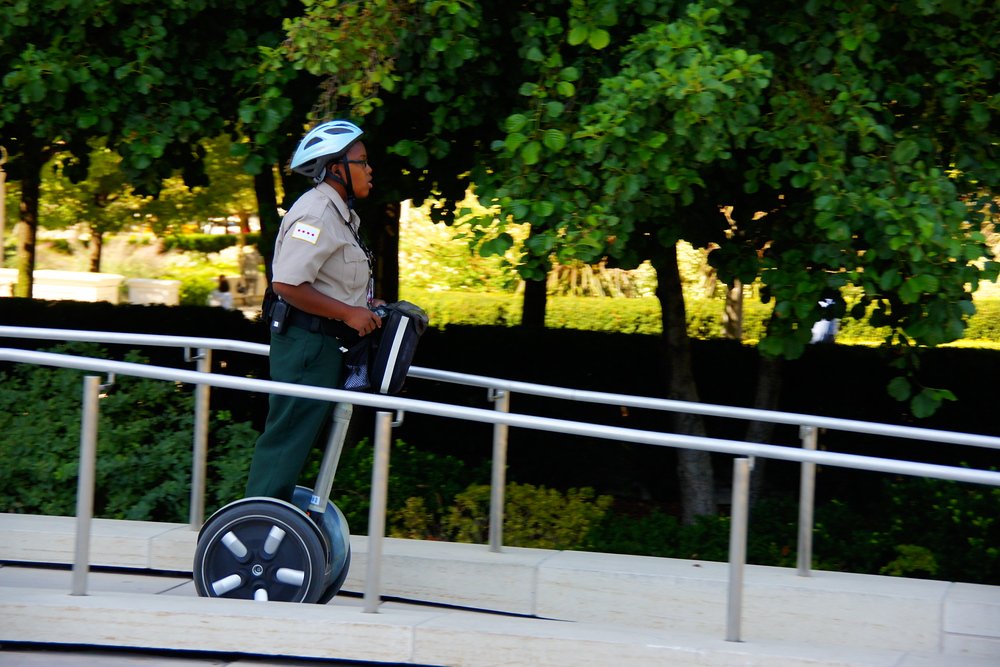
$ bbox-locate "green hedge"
[402,287,1000,345]
[161,233,260,254]
[966,298,1000,341]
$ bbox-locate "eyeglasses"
[345,159,370,169]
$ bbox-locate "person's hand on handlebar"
[344,305,381,336]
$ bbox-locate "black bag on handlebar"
[341,301,428,395]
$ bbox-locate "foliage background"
[1,0,998,585]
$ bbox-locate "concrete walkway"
[1,513,998,666]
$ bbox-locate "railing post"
[188,347,211,529]
[71,375,101,596]
[364,410,393,613]
[797,425,818,576]
[726,456,752,642]
[488,388,510,552]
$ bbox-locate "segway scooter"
[193,403,354,604]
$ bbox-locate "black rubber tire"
[193,500,328,603]
[290,487,351,605]
[317,546,352,604]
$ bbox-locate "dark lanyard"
[343,214,375,305]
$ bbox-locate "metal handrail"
[408,366,1000,449]
[3,345,1000,643]
[3,327,1000,643]
[6,324,999,570]
[5,325,996,450]
[2,347,997,484]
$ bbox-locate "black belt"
[287,308,360,346]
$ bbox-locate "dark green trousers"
[245,326,344,502]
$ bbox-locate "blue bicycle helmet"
[290,120,364,184]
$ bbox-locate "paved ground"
[0,646,396,667]
[0,564,458,667]
[3,515,999,667]
[0,646,305,667]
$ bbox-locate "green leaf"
[814,194,835,211]
[892,140,919,164]
[899,278,919,304]
[588,28,611,50]
[568,24,589,46]
[757,335,785,357]
[911,388,941,418]
[878,268,900,291]
[914,274,939,293]
[542,128,567,151]
[243,154,265,174]
[525,232,555,254]
[521,140,542,165]
[504,132,527,153]
[505,114,529,133]
[131,154,152,170]
[841,32,861,51]
[556,81,576,97]
[887,376,911,402]
[518,82,538,97]
[545,101,565,118]
[77,113,99,129]
[409,144,429,169]
[531,199,556,218]
[559,67,580,81]
[393,139,414,157]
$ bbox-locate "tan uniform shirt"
[272,182,370,308]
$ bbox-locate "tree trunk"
[88,229,103,273]
[373,199,399,304]
[746,354,784,504]
[521,278,546,327]
[521,225,548,326]
[253,167,281,283]
[0,147,8,263]
[14,167,41,298]
[655,243,716,523]
[723,279,743,340]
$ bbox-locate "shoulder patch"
[290,222,320,244]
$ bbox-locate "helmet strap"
[322,160,357,209]
[340,157,357,209]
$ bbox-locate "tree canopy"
[0,0,291,294]
[478,3,995,326]
[465,0,999,404]
[278,0,998,519]
[3,0,996,520]
[275,0,998,369]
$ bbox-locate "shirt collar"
[315,181,352,225]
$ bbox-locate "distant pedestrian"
[209,275,234,310]
[810,298,838,344]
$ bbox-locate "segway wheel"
[318,547,352,604]
[291,487,351,604]
[194,500,327,603]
